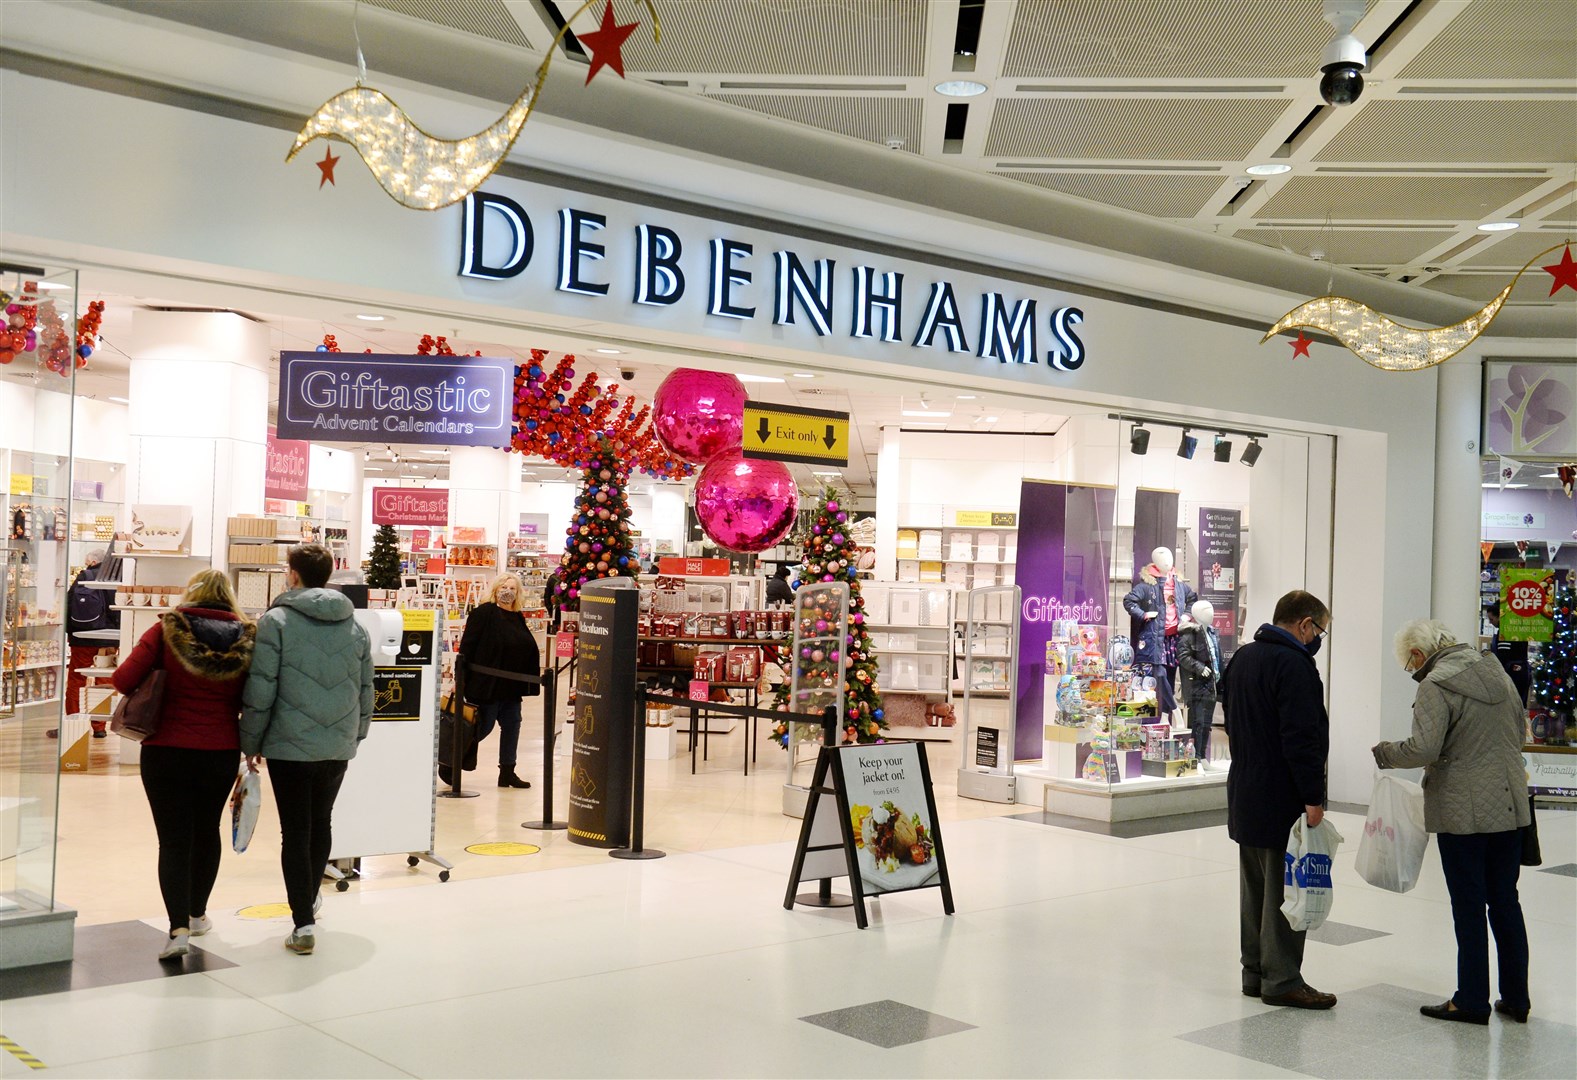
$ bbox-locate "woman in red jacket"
[113,570,256,961]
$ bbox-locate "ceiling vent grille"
[1236,228,1458,265]
[985,97,1290,159]
[1314,100,1577,164]
[1462,230,1577,268]
[709,94,921,152]
[1399,0,1577,80]
[998,171,1228,217]
[365,0,530,47]
[1255,175,1547,220]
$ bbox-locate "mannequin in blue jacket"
[1123,546,1197,721]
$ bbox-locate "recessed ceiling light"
[34,282,69,291]
[813,471,842,477]
[934,80,987,97]
[1540,472,1559,478]
[1245,163,1292,176]
[906,421,947,429]
[737,374,785,384]
[594,347,622,355]
[1482,482,1529,488]
[791,372,815,379]
[957,394,978,400]
[902,409,951,418]
[1478,221,1520,232]
[355,313,386,321]
[982,416,999,422]
[108,396,129,404]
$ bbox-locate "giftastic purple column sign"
[1014,479,1115,761]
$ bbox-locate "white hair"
[1393,618,1458,669]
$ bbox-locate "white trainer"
[159,929,190,962]
[188,915,213,936]
[284,926,315,955]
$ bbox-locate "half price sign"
[1499,566,1554,643]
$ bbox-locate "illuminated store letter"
[460,192,533,280]
[708,238,756,320]
[557,208,610,296]
[772,251,834,335]
[912,281,967,352]
[635,224,685,306]
[978,293,1037,363]
[1049,306,1086,371]
[851,267,903,342]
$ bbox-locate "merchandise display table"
[1014,763,1229,822]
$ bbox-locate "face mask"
[1305,634,1322,657]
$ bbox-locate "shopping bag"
[1355,774,1429,893]
[1282,817,1344,932]
[231,766,262,854]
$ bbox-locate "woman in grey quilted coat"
[1373,619,1531,1026]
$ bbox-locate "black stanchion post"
[438,656,480,799]
[523,665,566,831]
[611,682,665,860]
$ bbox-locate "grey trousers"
[1239,843,1308,997]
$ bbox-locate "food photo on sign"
[841,744,940,893]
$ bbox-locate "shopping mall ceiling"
[79,0,1577,323]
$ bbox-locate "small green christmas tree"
[1533,578,1575,714]
[553,435,637,611]
[366,524,403,589]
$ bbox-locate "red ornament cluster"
[0,286,39,366]
[0,284,102,376]
[416,334,481,357]
[553,434,637,611]
[509,349,693,480]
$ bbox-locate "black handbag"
[1520,802,1541,867]
[437,705,478,773]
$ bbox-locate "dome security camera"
[1319,0,1367,107]
[620,366,636,382]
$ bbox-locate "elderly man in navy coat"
[1221,590,1334,1010]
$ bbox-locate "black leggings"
[139,745,241,933]
[266,759,348,929]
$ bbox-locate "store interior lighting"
[1241,439,1263,467]
[1129,425,1150,455]
[1177,430,1198,459]
[1213,434,1232,462]
[1111,412,1268,467]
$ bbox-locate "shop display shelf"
[640,635,788,646]
[76,580,123,590]
[71,629,122,642]
[120,551,204,558]
[955,617,1014,626]
[6,661,62,672]
[229,562,286,569]
[871,646,951,655]
[13,622,63,630]
[226,535,285,545]
[3,696,64,708]
[110,605,173,612]
[877,683,950,695]
[73,668,116,676]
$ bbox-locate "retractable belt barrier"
[441,660,557,825]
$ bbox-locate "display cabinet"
[955,585,1020,802]
[862,581,954,739]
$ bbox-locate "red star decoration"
[579,0,639,84]
[316,146,340,189]
[1289,332,1312,358]
[1543,245,1577,296]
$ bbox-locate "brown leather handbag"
[111,655,166,742]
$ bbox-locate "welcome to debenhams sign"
[455,184,1088,373]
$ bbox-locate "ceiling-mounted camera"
[1320,0,1367,107]
[620,366,636,382]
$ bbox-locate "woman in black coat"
[458,574,542,789]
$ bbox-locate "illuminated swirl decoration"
[1262,243,1573,372]
[286,0,659,211]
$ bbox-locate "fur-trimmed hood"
[1136,563,1162,585]
[161,606,255,682]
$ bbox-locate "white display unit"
[862,581,954,741]
[956,585,1020,803]
[895,507,1018,589]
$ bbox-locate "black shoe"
[1495,999,1530,1023]
[1242,987,1261,998]
[45,728,58,739]
[498,769,531,789]
[1420,1000,1489,1025]
[437,764,453,786]
[92,729,108,739]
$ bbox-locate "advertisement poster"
[275,352,513,447]
[1525,750,1577,799]
[838,742,943,895]
[264,426,311,501]
[1499,566,1554,642]
[400,609,435,665]
[372,487,449,527]
[1197,506,1242,656]
[371,668,422,722]
[566,582,639,849]
[1013,480,1116,760]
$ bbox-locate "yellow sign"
[953,510,1017,527]
[742,401,850,466]
[402,610,436,632]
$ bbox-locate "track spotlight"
[1129,425,1150,455]
[1177,430,1198,459]
[1213,434,1232,462]
[1241,439,1263,467]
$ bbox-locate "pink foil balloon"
[652,368,746,465]
[694,449,799,553]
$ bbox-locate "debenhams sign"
[457,189,1087,371]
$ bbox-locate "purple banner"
[1132,488,1179,579]
[1197,506,1241,658]
[277,351,513,447]
[1014,480,1116,760]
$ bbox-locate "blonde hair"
[183,569,246,618]
[486,573,526,612]
[1393,618,1457,670]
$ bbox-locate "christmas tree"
[553,434,637,611]
[794,487,885,745]
[366,524,403,589]
[1533,578,1576,713]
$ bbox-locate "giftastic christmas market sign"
[456,187,1089,372]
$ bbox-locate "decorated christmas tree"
[366,524,403,589]
[1533,579,1576,713]
[793,487,886,745]
[553,434,637,611]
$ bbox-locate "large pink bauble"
[652,368,746,465]
[694,449,799,553]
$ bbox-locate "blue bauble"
[528,364,543,378]
[873,709,884,721]
[526,420,538,430]
[78,345,92,359]
[579,404,592,416]
[315,344,328,352]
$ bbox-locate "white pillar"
[448,445,519,552]
[126,310,269,568]
[1432,356,1484,641]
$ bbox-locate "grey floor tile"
[1537,862,1577,877]
[1307,920,1393,947]
[799,999,976,1049]
[0,921,236,1001]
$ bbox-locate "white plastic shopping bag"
[1355,774,1429,893]
[231,766,262,854]
[1282,817,1344,932]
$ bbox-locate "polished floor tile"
[1007,807,1227,838]
[799,999,977,1049]
[1307,919,1392,947]
[0,921,235,1001]
[1539,862,1577,877]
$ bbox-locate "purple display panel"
[1131,488,1179,580]
[1197,506,1242,659]
[276,352,514,447]
[1014,480,1116,760]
